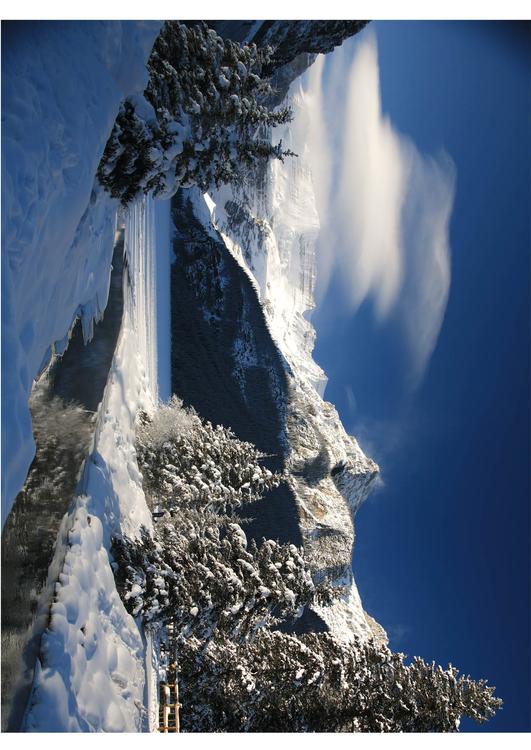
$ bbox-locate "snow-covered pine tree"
[177,630,503,732]
[136,396,280,515]
[96,99,163,205]
[111,396,325,640]
[98,21,295,204]
[112,511,316,641]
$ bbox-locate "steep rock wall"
[170,177,382,643]
[207,81,383,643]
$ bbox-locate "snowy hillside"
[1,21,161,524]
[24,196,172,732]
[2,22,170,732]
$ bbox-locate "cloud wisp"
[298,31,456,389]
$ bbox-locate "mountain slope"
[207,79,384,643]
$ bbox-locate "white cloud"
[345,384,357,414]
[338,35,407,318]
[299,31,456,389]
[400,149,455,387]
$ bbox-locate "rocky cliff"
[168,76,384,644]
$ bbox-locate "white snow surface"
[1,20,161,524]
[24,500,147,732]
[24,194,171,731]
[1,21,174,731]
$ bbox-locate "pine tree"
[111,397,323,639]
[111,395,502,734]
[112,513,317,641]
[136,396,281,515]
[98,22,295,204]
[96,99,163,205]
[177,630,503,732]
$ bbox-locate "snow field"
[2,21,161,524]
[24,194,172,731]
[25,500,146,732]
[2,25,174,727]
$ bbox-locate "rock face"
[255,20,369,74]
[165,22,384,644]
[169,71,384,643]
[170,188,302,549]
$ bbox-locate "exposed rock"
[181,81,384,643]
[255,20,369,75]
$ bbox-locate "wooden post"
[175,679,180,733]
[157,621,181,732]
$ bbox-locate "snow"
[144,629,159,732]
[1,20,180,729]
[23,191,172,730]
[24,501,146,732]
[153,198,171,403]
[1,20,162,525]
[125,194,173,406]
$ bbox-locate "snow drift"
[1,20,161,524]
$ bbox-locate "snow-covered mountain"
[208,84,382,643]
[1,20,384,732]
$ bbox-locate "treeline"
[98,22,294,204]
[111,397,502,732]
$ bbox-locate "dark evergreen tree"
[98,21,295,204]
[177,630,503,733]
[112,511,318,641]
[97,100,162,205]
[136,396,280,515]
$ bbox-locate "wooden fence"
[158,622,181,733]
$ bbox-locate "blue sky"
[309,21,530,732]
